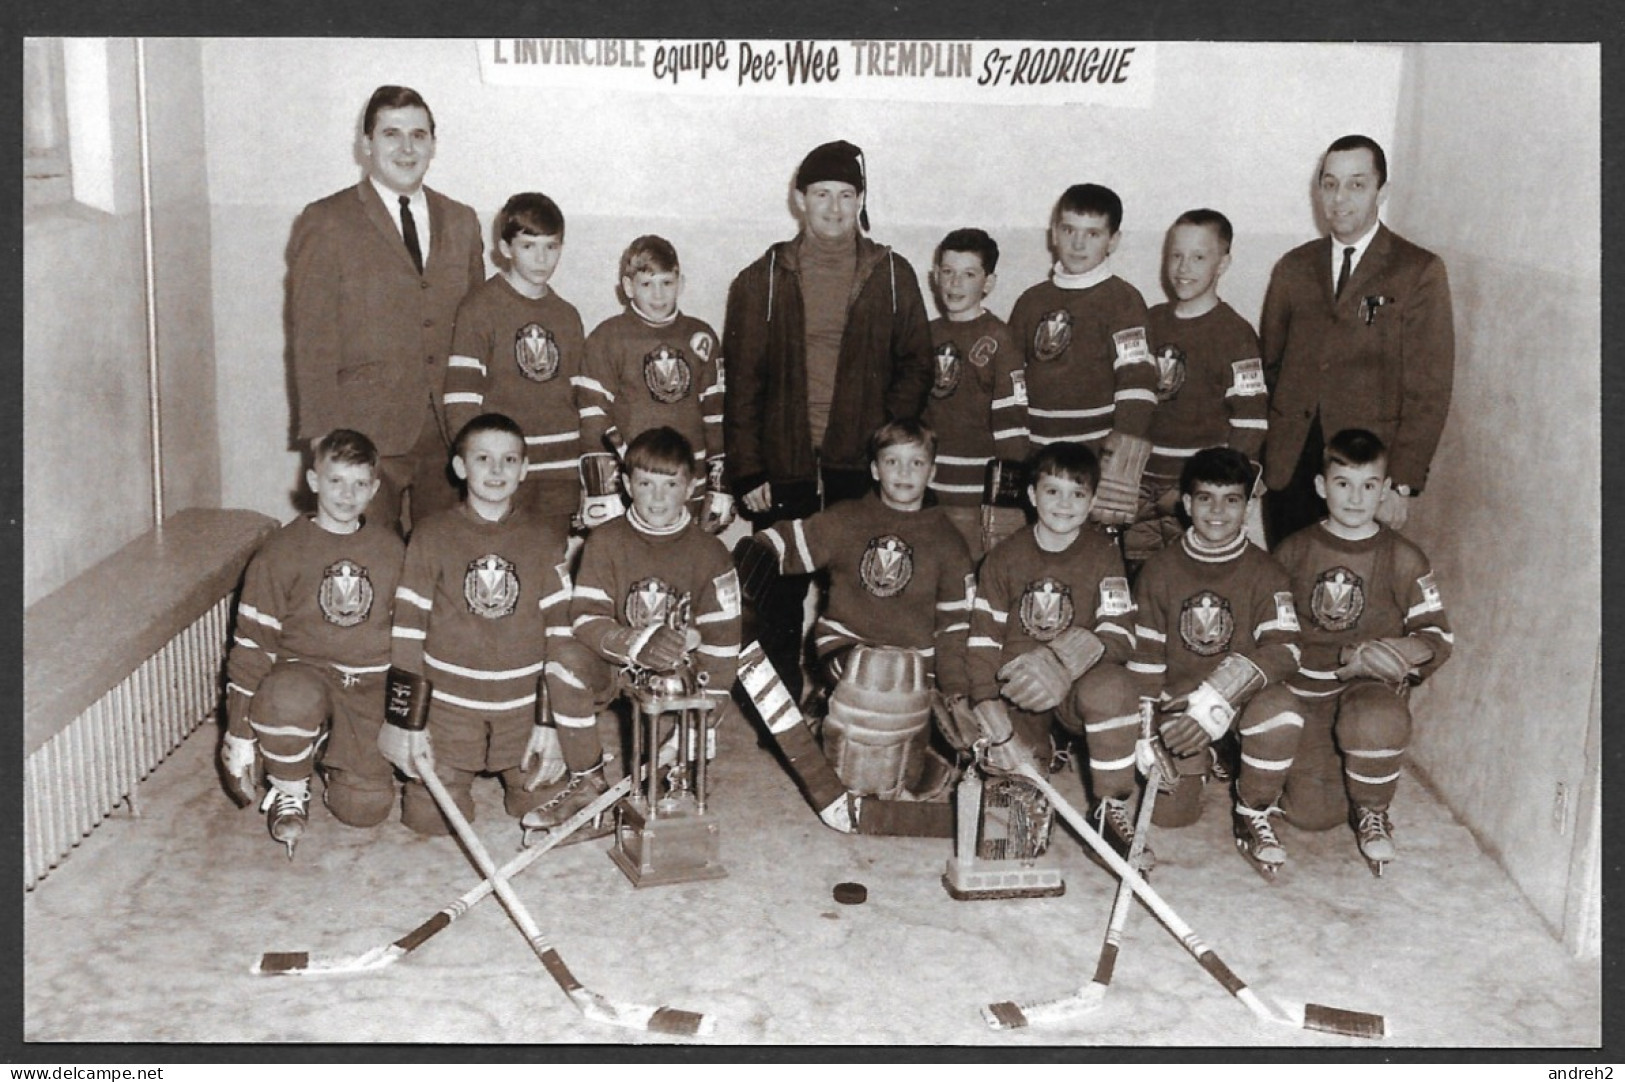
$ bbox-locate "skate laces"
[1239,804,1281,848]
[1355,806,1393,842]
[539,761,604,812]
[260,785,309,818]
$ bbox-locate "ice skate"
[1232,801,1286,880]
[1093,795,1154,875]
[521,758,613,848]
[260,779,310,859]
[1351,804,1396,877]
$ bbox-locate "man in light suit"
[287,85,486,534]
[1260,134,1455,544]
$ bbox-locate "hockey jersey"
[1144,300,1268,479]
[968,525,1135,705]
[921,310,1028,507]
[578,308,725,471]
[225,515,405,733]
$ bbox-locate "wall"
[201,38,1402,520]
[23,38,222,607]
[1388,43,1600,947]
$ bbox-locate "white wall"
[202,38,1402,519]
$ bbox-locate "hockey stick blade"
[983,764,1161,1030]
[253,775,633,977]
[1016,762,1385,1040]
[416,757,716,1036]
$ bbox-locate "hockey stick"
[983,763,1162,1029]
[252,775,633,977]
[415,755,715,1036]
[1005,761,1386,1039]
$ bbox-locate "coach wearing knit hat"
[722,138,934,699]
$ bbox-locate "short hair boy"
[965,442,1149,860]
[578,235,731,533]
[1129,446,1305,876]
[1270,428,1452,875]
[921,227,1029,560]
[442,192,586,537]
[742,419,974,801]
[1126,209,1268,571]
[376,413,575,835]
[221,429,406,855]
[1007,183,1158,530]
[522,426,743,831]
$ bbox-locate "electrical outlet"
[1553,782,1569,834]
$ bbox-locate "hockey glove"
[521,724,567,789]
[931,693,982,754]
[1089,431,1153,527]
[971,698,1026,775]
[700,489,737,535]
[1158,653,1267,756]
[603,623,700,672]
[219,732,262,807]
[1335,637,1434,689]
[998,645,1072,714]
[379,667,435,779]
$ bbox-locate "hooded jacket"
[722,233,933,494]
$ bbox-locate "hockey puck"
[833,881,867,905]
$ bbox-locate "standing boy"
[1129,209,1268,570]
[1130,447,1305,876]
[442,192,586,537]
[221,429,406,856]
[1007,183,1158,529]
[1272,428,1452,875]
[578,236,733,533]
[921,228,1029,560]
[376,414,573,835]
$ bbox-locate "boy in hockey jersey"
[742,419,974,799]
[1127,209,1268,571]
[521,426,742,831]
[963,442,1146,860]
[1130,447,1305,875]
[1007,183,1158,531]
[376,413,574,835]
[578,235,733,534]
[221,429,405,855]
[921,228,1028,560]
[441,192,586,536]
[1271,428,1452,875]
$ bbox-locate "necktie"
[1335,245,1354,300]
[399,195,424,274]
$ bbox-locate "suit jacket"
[287,181,486,456]
[1259,223,1454,492]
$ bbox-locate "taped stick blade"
[1300,1001,1387,1039]
[983,988,1105,1030]
[572,990,716,1036]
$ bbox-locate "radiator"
[24,597,232,890]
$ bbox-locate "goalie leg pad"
[823,646,933,799]
[251,664,333,783]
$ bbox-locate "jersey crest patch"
[931,342,963,399]
[1033,310,1073,362]
[464,554,520,619]
[1231,358,1266,396]
[1153,344,1187,401]
[515,323,561,382]
[1098,576,1133,618]
[1018,578,1075,642]
[1309,566,1365,632]
[318,559,374,627]
[1416,571,1443,613]
[968,335,998,368]
[1273,591,1301,632]
[1179,590,1235,657]
[1112,326,1154,369]
[859,535,914,598]
[643,345,693,403]
[714,570,741,620]
[626,577,691,630]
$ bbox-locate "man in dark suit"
[287,85,486,533]
[1260,134,1455,543]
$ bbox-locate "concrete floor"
[23,710,1601,1050]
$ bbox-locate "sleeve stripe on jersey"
[575,376,612,397]
[929,482,983,495]
[1407,600,1444,620]
[697,643,740,659]
[536,586,572,612]
[443,392,483,406]
[703,412,723,424]
[526,432,578,446]
[396,587,432,611]
[392,626,427,641]
[1229,417,1268,428]
[226,681,254,699]
[447,355,487,374]
[1033,429,1109,446]
[1134,624,1166,643]
[1115,388,1159,404]
[575,585,614,605]
[968,635,1003,651]
[233,634,263,651]
[936,454,988,466]
[992,394,1025,410]
[1031,404,1112,420]
[1127,660,1165,675]
[238,604,282,631]
[992,425,1029,441]
[694,609,733,625]
[1418,627,1454,644]
[579,406,608,420]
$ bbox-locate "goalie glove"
[521,725,567,790]
[1335,636,1434,689]
[1089,431,1153,526]
[931,693,982,754]
[1158,652,1267,756]
[219,732,262,807]
[601,623,701,672]
[996,627,1104,713]
[379,667,435,779]
[971,697,1025,775]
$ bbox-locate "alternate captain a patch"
[1310,566,1365,632]
[625,577,691,631]
[1033,310,1073,362]
[318,559,374,627]
[465,554,520,618]
[930,342,963,399]
[514,323,560,382]
[1017,578,1074,642]
[1179,590,1234,657]
[859,535,914,598]
[643,344,693,404]
[1153,344,1187,401]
